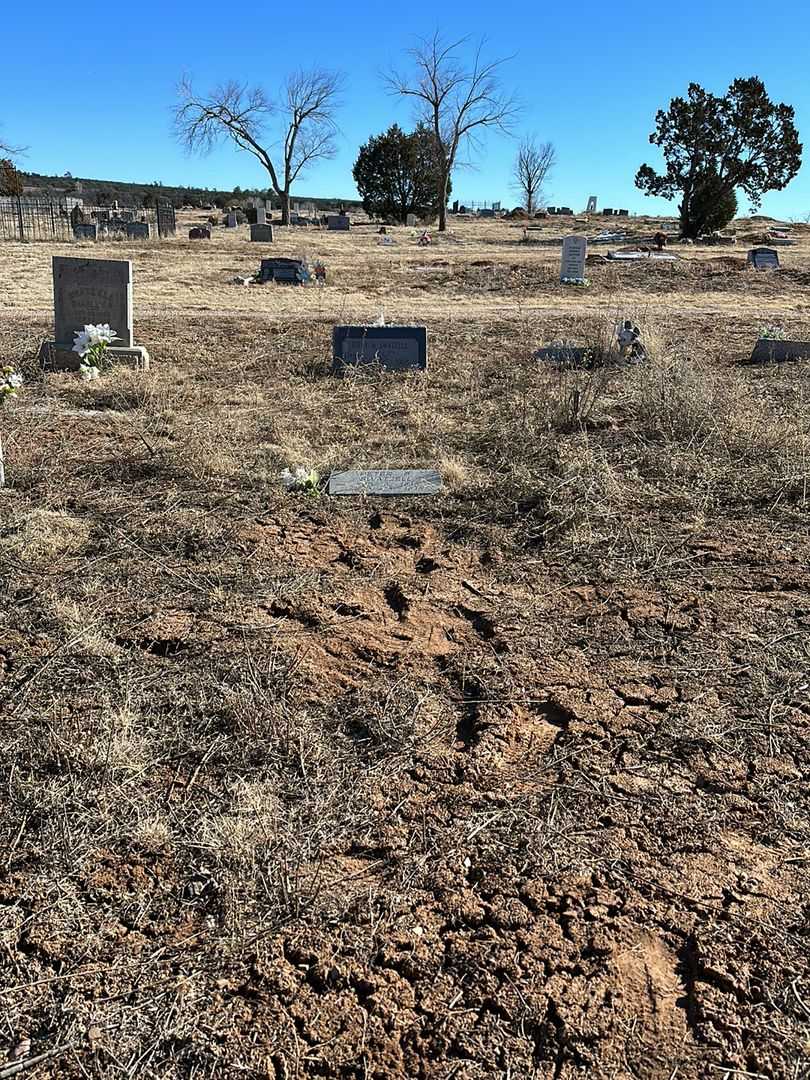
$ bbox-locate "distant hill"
[19,171,363,212]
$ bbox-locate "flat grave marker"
[328,469,442,496]
[749,338,810,363]
[332,325,428,373]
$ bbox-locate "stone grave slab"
[126,222,152,240]
[40,256,149,371]
[560,235,587,281]
[327,214,351,231]
[332,325,427,373]
[748,247,779,270]
[749,338,810,363]
[328,469,442,496]
[250,223,274,242]
[406,213,417,226]
[226,213,237,228]
[259,258,306,284]
[256,208,267,225]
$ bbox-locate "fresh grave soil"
[0,215,808,1079]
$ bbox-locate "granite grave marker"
[332,325,427,373]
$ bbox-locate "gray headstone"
[748,247,779,270]
[73,224,98,241]
[328,469,442,496]
[585,196,597,213]
[250,223,274,243]
[327,214,351,231]
[256,207,267,225]
[126,222,152,240]
[53,256,133,347]
[332,325,427,372]
[226,213,238,228]
[560,235,588,281]
[406,213,417,227]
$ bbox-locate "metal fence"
[0,197,176,242]
[0,197,72,242]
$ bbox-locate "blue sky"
[2,0,809,218]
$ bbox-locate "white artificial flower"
[79,364,100,381]
[72,329,92,356]
[7,372,23,389]
[280,468,296,489]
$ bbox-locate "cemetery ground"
[0,213,808,1079]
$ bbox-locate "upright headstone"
[327,214,351,231]
[256,207,267,225]
[560,235,588,282]
[226,213,238,228]
[39,256,150,370]
[406,213,417,227]
[126,222,152,240]
[332,325,428,373]
[73,223,98,241]
[585,196,597,213]
[250,223,274,243]
[189,226,211,240]
[748,247,779,270]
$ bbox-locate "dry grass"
[0,212,808,1079]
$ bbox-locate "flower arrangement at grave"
[281,466,320,495]
[759,324,786,340]
[72,324,119,380]
[313,261,327,284]
[0,365,23,403]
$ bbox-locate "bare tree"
[174,69,343,225]
[513,137,555,215]
[388,34,518,231]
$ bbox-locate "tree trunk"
[280,191,290,226]
[438,172,450,232]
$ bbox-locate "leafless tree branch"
[386,33,519,230]
[513,137,555,215]
[173,69,343,224]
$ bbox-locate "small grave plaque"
[327,214,351,231]
[560,235,588,281]
[332,325,427,372]
[748,247,779,270]
[250,223,274,242]
[328,469,442,496]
